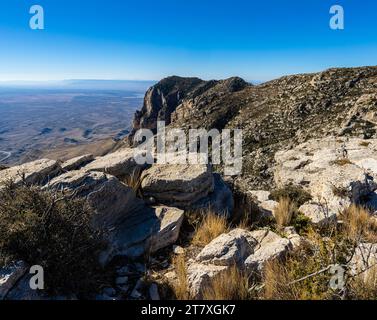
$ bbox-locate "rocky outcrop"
[195,229,256,267]
[0,159,60,186]
[141,164,214,208]
[128,76,205,145]
[128,76,249,146]
[0,262,28,300]
[274,137,377,223]
[107,205,184,260]
[140,164,233,215]
[148,207,185,252]
[46,170,143,228]
[186,228,292,298]
[60,154,94,172]
[83,148,144,179]
[244,229,292,273]
[45,169,184,262]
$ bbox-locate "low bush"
[270,184,312,207]
[0,181,109,296]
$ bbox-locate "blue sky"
[0,0,376,82]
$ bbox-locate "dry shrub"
[262,230,347,300]
[192,211,229,246]
[359,141,371,147]
[274,197,296,228]
[330,158,353,166]
[171,254,190,300]
[270,184,312,207]
[341,205,377,242]
[0,181,108,296]
[202,266,252,300]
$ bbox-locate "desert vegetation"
[168,198,377,300]
[0,180,109,296]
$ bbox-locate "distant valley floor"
[0,89,143,165]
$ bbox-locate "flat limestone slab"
[0,159,60,186]
[83,148,142,179]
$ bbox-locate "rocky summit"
[2,66,377,300]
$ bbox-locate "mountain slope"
[128,67,377,193]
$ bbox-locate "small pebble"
[173,245,185,255]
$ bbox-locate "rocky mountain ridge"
[128,67,377,193]
[2,66,377,300]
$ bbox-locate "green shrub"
[291,213,311,234]
[0,181,109,297]
[270,184,312,207]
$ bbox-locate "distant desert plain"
[0,81,154,165]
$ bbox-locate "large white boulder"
[141,164,214,208]
[195,228,256,267]
[83,148,143,179]
[244,229,292,273]
[45,170,185,263]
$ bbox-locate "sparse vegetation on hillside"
[341,205,377,242]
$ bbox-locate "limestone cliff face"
[128,76,204,143]
[128,75,250,144]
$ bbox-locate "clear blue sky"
[0,0,376,82]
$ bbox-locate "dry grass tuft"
[171,254,190,300]
[202,266,252,300]
[341,205,377,242]
[192,211,229,246]
[123,167,144,194]
[274,197,296,228]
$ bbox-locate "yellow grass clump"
[274,197,296,228]
[202,266,252,300]
[341,205,377,242]
[192,211,229,246]
[171,254,190,300]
